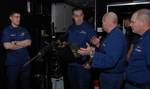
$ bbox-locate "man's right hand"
[90,36,101,47]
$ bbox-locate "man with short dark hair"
[1,11,32,89]
[66,7,96,89]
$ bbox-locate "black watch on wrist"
[14,42,17,45]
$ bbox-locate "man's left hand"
[78,43,92,56]
[82,63,91,69]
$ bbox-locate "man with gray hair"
[78,12,128,89]
[125,9,150,89]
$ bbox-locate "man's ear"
[9,16,12,21]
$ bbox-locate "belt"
[104,72,124,74]
[127,80,150,89]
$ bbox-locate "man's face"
[102,18,109,32]
[9,13,21,27]
[73,10,84,25]
[130,13,143,35]
[124,19,131,28]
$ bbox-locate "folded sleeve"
[92,36,124,69]
[1,29,11,43]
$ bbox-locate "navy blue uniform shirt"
[127,29,150,84]
[67,22,96,48]
[1,25,31,66]
[67,22,96,64]
[92,26,128,73]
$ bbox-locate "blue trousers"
[100,73,124,89]
[125,82,150,89]
[68,64,91,89]
[125,83,140,89]
[6,65,31,89]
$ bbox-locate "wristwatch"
[14,42,17,45]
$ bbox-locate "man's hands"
[78,36,101,56]
[90,36,101,47]
[77,35,102,69]
[78,43,93,56]
[82,62,91,69]
[14,40,31,47]
[3,39,31,50]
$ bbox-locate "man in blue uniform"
[125,9,150,89]
[66,7,96,89]
[123,18,140,60]
[78,12,128,89]
[1,11,32,89]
